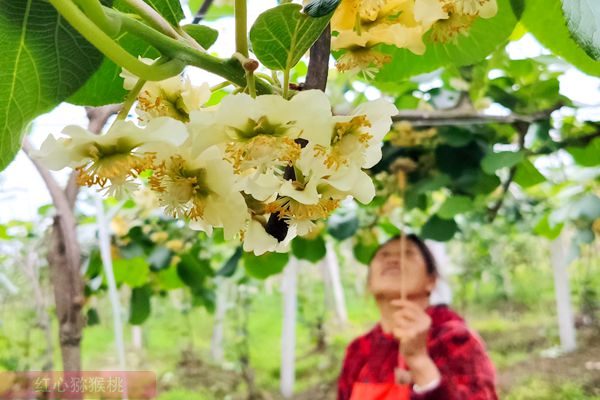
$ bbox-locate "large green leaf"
[533,213,563,240]
[243,251,289,279]
[69,0,192,106]
[327,209,359,240]
[145,0,184,26]
[421,215,458,242]
[177,253,213,289]
[561,0,600,61]
[217,246,243,277]
[437,196,474,219]
[481,150,525,174]
[522,0,600,77]
[513,159,546,188]
[0,0,103,170]
[113,257,150,287]
[304,0,341,18]
[291,235,327,263]
[129,284,152,325]
[249,3,331,71]
[375,0,517,82]
[567,137,600,167]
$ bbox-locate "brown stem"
[304,24,331,92]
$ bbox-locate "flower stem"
[282,68,290,99]
[234,0,256,97]
[210,81,233,92]
[105,7,273,94]
[120,0,181,40]
[73,0,120,36]
[49,0,184,81]
[116,78,146,120]
[235,0,249,57]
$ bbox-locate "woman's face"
[368,238,435,299]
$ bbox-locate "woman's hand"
[390,299,441,386]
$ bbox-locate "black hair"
[370,234,438,277]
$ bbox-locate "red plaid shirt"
[337,305,498,400]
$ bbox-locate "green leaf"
[249,3,331,71]
[156,265,185,290]
[522,0,600,77]
[69,0,183,106]
[327,210,359,240]
[566,137,600,167]
[375,0,517,82]
[85,249,104,279]
[144,0,184,26]
[353,231,379,265]
[561,0,600,61]
[438,127,473,147]
[0,0,103,170]
[217,246,242,277]
[243,252,289,279]
[437,196,474,219]
[86,308,101,326]
[291,235,327,263]
[304,0,340,17]
[177,253,213,289]
[37,204,55,217]
[129,284,152,325]
[513,159,546,188]
[113,257,150,288]
[181,24,219,49]
[192,286,216,313]
[533,213,563,240]
[421,215,458,242]
[481,151,525,174]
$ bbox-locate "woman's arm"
[390,300,497,400]
[411,321,498,400]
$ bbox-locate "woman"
[338,234,497,400]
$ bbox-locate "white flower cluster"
[35,73,397,255]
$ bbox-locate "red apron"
[350,354,411,400]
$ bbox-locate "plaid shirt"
[337,305,498,400]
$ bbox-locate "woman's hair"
[370,234,438,277]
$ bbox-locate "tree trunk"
[211,278,228,363]
[47,215,85,372]
[550,232,577,352]
[280,259,297,398]
[324,241,348,324]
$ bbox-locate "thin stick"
[400,209,406,301]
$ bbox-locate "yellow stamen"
[76,152,155,189]
[265,197,340,221]
[225,135,301,174]
[149,155,212,221]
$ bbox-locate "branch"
[192,0,215,24]
[392,106,559,127]
[487,122,528,222]
[304,24,331,92]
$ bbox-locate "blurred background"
[1,0,600,399]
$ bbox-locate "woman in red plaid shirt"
[338,234,498,400]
